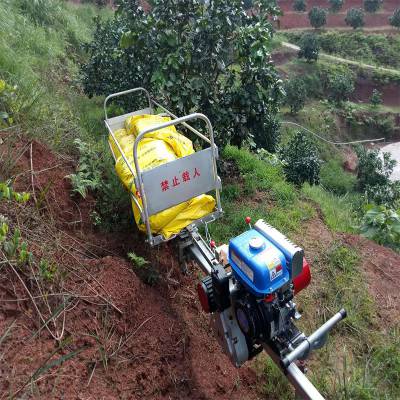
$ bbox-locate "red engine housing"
[293,258,311,295]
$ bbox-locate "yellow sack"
[109,128,132,160]
[125,114,194,157]
[131,197,190,235]
[115,138,176,190]
[161,194,216,238]
[111,114,216,239]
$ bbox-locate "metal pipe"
[104,87,152,119]
[151,100,211,144]
[264,345,325,400]
[132,113,221,245]
[286,362,325,400]
[281,309,347,368]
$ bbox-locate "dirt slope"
[0,138,260,399]
[1,136,400,399]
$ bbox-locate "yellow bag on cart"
[109,114,215,238]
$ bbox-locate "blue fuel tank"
[229,229,289,297]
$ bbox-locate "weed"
[67,139,103,198]
[320,159,357,195]
[127,251,159,285]
[39,259,58,281]
[302,184,357,233]
[259,356,293,400]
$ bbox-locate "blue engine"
[229,229,290,297]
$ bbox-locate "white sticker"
[270,265,283,281]
[231,251,254,282]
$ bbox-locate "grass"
[302,184,357,233]
[0,0,112,149]
[298,242,400,399]
[209,145,315,242]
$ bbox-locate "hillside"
[1,1,400,399]
[277,0,399,30]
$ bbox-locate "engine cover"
[229,229,290,297]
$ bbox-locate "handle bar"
[104,87,152,119]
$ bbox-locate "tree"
[308,7,327,29]
[328,0,344,13]
[355,146,396,191]
[370,89,382,107]
[293,0,307,12]
[280,131,321,186]
[298,32,319,62]
[284,77,307,114]
[364,0,383,13]
[326,72,355,103]
[389,8,400,29]
[345,8,365,29]
[81,0,283,151]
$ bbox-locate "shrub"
[81,0,283,152]
[345,8,365,29]
[298,32,320,62]
[326,71,355,103]
[328,0,344,13]
[360,205,400,251]
[308,7,327,29]
[370,89,383,106]
[390,8,400,29]
[67,139,131,230]
[320,159,357,195]
[364,0,383,13]
[284,77,307,114]
[365,182,400,208]
[293,0,307,12]
[280,131,321,186]
[355,146,396,191]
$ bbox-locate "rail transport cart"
[104,87,346,400]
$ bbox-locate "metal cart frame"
[104,87,223,246]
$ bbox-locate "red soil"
[278,0,399,13]
[341,234,400,329]
[1,135,400,399]
[0,136,260,399]
[277,0,398,30]
[351,78,400,107]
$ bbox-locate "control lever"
[281,309,347,368]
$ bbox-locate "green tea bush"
[327,73,355,103]
[280,131,321,186]
[364,0,383,13]
[318,64,355,103]
[284,77,307,114]
[320,159,357,195]
[370,89,382,107]
[345,8,365,29]
[390,9,400,29]
[298,32,320,62]
[328,0,344,13]
[293,0,307,12]
[308,6,327,29]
